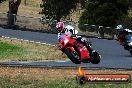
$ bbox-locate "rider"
[56,20,94,57]
[56,19,65,40]
[56,19,78,40]
[116,25,132,45]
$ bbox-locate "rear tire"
[90,52,100,64]
[64,48,81,64]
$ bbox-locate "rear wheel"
[90,51,100,64]
[64,48,81,64]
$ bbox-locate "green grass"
[0,42,24,60]
[0,37,66,61]
[0,76,131,88]
[43,78,132,88]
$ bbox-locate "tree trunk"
[128,0,132,9]
[8,0,21,27]
[24,0,27,6]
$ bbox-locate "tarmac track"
[0,27,132,69]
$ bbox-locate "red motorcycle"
[58,34,101,64]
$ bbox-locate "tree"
[41,0,79,20]
[79,0,129,28]
[8,0,21,26]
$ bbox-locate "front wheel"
[90,51,100,64]
[64,48,81,64]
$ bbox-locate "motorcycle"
[58,34,101,64]
[123,33,132,55]
[116,28,132,55]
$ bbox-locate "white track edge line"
[1,35,56,46]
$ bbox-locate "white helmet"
[116,25,123,30]
[65,25,78,35]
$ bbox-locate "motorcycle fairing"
[76,43,90,60]
[58,34,76,51]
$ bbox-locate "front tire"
[90,52,100,64]
[64,48,81,64]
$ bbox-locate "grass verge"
[0,67,132,88]
[0,37,66,61]
[0,41,23,58]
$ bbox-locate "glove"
[81,37,87,42]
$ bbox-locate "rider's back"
[64,25,78,37]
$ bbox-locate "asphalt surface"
[0,27,132,69]
[0,27,58,45]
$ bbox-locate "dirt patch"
[0,67,132,81]
[0,67,76,81]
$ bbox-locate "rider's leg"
[58,33,65,41]
[84,41,94,56]
[76,37,93,56]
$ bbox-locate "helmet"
[116,25,123,30]
[65,25,78,34]
[56,22,64,29]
